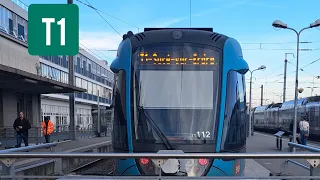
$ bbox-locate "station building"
[0,0,114,137]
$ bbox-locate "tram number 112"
[196,131,211,138]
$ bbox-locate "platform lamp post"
[248,65,266,137]
[67,0,76,140]
[283,53,295,102]
[272,19,320,152]
[311,76,320,96]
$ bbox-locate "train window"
[307,96,320,103]
[112,70,129,151]
[220,71,246,152]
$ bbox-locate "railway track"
[70,158,114,175]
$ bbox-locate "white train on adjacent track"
[253,96,320,137]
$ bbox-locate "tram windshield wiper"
[138,105,174,150]
[136,80,174,150]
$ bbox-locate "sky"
[19,0,320,107]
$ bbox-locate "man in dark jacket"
[290,120,301,144]
[13,112,31,147]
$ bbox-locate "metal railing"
[1,175,320,179]
[286,159,310,170]
[0,140,112,179]
[0,152,318,159]
[0,142,56,177]
[0,152,319,179]
[0,142,56,153]
[288,142,320,152]
[285,142,320,178]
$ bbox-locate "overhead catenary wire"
[264,65,284,77]
[75,0,140,30]
[79,38,115,60]
[252,87,261,91]
[258,88,280,95]
[79,0,122,37]
[286,61,318,77]
[266,62,319,84]
[14,0,320,81]
[80,39,105,57]
[241,41,320,45]
[300,57,320,70]
[256,49,320,79]
[17,0,320,47]
[300,69,316,77]
[245,54,318,100]
[242,48,315,51]
[79,42,105,61]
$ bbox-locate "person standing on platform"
[13,112,31,147]
[299,116,309,146]
[290,120,301,144]
[41,116,54,143]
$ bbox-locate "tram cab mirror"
[110,68,119,73]
[236,68,249,74]
[232,57,249,75]
[110,65,120,73]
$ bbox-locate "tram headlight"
[185,159,212,176]
[198,159,209,166]
[137,158,212,176]
[139,158,149,165]
[137,158,160,175]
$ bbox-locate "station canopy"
[0,64,85,94]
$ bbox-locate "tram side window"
[112,70,129,151]
[221,71,246,152]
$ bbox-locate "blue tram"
[109,28,249,177]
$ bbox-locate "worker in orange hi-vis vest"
[42,116,54,143]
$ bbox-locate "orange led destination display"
[138,52,216,65]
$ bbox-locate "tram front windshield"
[132,43,220,144]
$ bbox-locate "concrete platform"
[246,132,316,177]
[244,159,272,178]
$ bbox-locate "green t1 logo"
[28,4,79,56]
[42,18,65,46]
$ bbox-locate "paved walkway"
[246,132,315,177]
[244,159,272,178]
